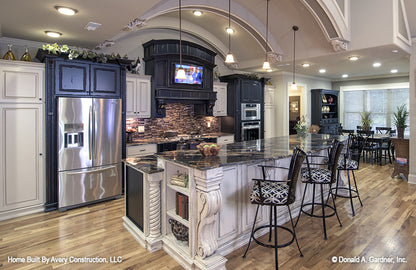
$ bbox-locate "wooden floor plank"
[1,163,415,269]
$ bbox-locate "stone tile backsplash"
[127,103,221,140]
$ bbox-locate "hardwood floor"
[1,163,415,269]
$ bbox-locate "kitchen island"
[124,134,344,270]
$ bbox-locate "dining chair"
[375,127,391,135]
[341,129,354,135]
[357,130,379,164]
[376,127,393,163]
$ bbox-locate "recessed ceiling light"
[319,69,326,73]
[392,49,399,53]
[342,74,349,78]
[226,27,234,34]
[193,10,203,16]
[373,62,381,67]
[55,6,78,16]
[45,31,62,38]
[348,56,359,61]
[302,63,310,68]
[391,69,398,73]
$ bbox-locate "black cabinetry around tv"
[311,89,341,135]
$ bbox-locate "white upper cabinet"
[213,82,227,116]
[126,74,151,118]
[0,60,44,103]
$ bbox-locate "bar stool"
[243,147,306,270]
[295,140,344,240]
[331,134,364,216]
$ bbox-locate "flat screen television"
[174,64,203,85]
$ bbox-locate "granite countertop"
[124,155,163,174]
[127,132,234,146]
[156,134,346,170]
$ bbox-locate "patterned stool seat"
[338,158,359,170]
[250,182,289,204]
[301,167,331,183]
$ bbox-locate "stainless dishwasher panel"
[58,164,121,210]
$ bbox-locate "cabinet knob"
[39,153,43,156]
[39,98,42,101]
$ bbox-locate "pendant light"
[262,0,271,70]
[225,0,235,63]
[290,25,299,90]
[175,0,187,80]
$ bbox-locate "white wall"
[267,71,331,136]
[408,38,416,184]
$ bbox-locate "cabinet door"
[0,61,44,103]
[136,78,151,118]
[55,61,89,96]
[125,77,136,117]
[213,83,227,116]
[264,106,276,139]
[90,64,121,97]
[0,104,44,214]
[241,80,262,103]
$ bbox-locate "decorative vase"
[3,44,16,60]
[397,127,404,138]
[20,48,31,62]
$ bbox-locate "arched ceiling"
[0,0,414,80]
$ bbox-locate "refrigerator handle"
[93,105,97,159]
[89,105,93,160]
[66,165,117,175]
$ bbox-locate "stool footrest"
[330,187,360,199]
[300,203,336,218]
[252,224,295,249]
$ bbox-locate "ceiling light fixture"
[45,31,62,38]
[348,56,359,61]
[392,49,399,53]
[225,0,235,63]
[290,25,299,90]
[193,10,202,16]
[225,27,234,34]
[373,62,381,67]
[390,69,398,73]
[342,74,349,78]
[55,6,78,16]
[175,0,187,80]
[302,63,310,68]
[262,0,271,70]
[319,69,326,73]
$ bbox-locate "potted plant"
[393,104,408,138]
[294,115,308,136]
[360,111,373,131]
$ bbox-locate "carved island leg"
[197,190,221,258]
[145,172,163,251]
[193,168,227,270]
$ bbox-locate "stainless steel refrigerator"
[57,97,122,211]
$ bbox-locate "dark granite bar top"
[156,134,346,170]
[124,155,163,174]
[126,132,233,146]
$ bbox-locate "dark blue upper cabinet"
[90,64,121,97]
[53,58,121,98]
[55,61,90,96]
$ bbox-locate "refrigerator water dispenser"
[64,123,84,148]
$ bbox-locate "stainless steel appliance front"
[241,121,261,141]
[241,103,261,121]
[58,97,122,210]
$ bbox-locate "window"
[342,87,409,134]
